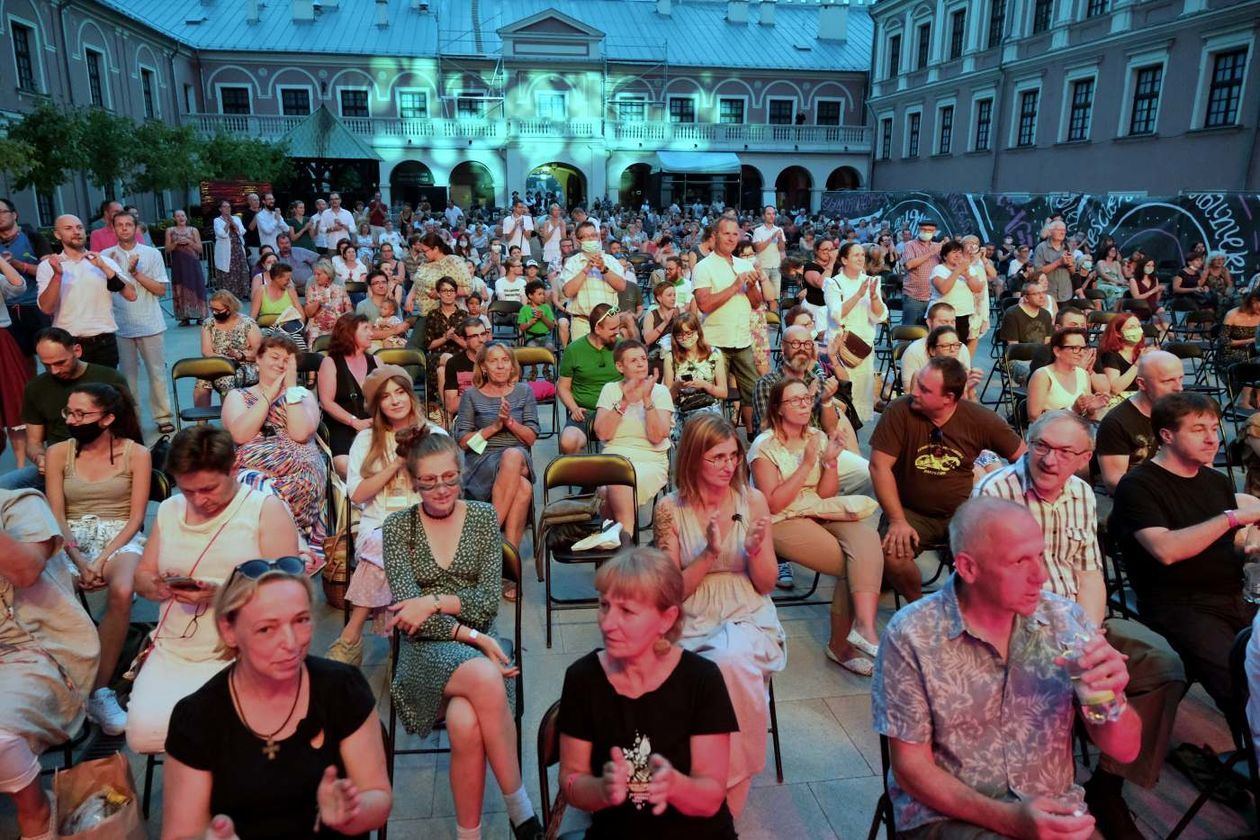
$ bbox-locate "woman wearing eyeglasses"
[163,558,392,839]
[1027,326,1110,422]
[662,313,727,437]
[381,427,543,840]
[911,326,981,403]
[127,426,300,755]
[748,379,882,677]
[652,414,784,818]
[44,383,149,736]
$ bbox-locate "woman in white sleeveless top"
[824,242,887,423]
[126,427,299,754]
[540,203,565,271]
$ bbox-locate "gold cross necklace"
[229,664,305,760]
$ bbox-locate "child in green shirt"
[518,280,557,349]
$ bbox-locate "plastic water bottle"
[1058,630,1125,724]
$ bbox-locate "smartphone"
[681,373,693,382]
[165,575,202,591]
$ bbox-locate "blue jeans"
[0,465,44,492]
[900,296,929,327]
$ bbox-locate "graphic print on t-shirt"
[914,441,963,476]
[621,732,654,809]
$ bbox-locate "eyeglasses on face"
[933,342,962,352]
[1058,344,1087,353]
[61,408,104,422]
[415,471,462,492]
[783,339,813,350]
[703,453,741,468]
[1029,440,1090,459]
[781,395,813,408]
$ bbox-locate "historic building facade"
[1,0,877,223]
[865,0,1260,195]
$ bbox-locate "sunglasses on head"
[595,306,621,327]
[225,556,306,588]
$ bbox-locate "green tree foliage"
[2,103,84,194]
[202,133,291,183]
[129,121,207,194]
[78,107,139,192]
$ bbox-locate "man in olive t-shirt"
[2,327,129,491]
[557,302,623,454]
[870,356,1025,601]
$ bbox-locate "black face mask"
[66,421,106,445]
[212,310,231,322]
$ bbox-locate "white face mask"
[918,231,934,242]
[1143,265,1155,275]
[581,240,601,255]
[1122,327,1144,344]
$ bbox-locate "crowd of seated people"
[6,190,1260,840]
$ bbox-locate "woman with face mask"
[662,313,728,438]
[44,382,151,736]
[1092,314,1149,395]
[196,290,262,409]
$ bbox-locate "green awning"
[279,105,380,160]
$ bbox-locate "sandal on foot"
[846,628,880,659]
[824,646,873,677]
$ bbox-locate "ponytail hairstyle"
[395,423,463,479]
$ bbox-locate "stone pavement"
[0,299,1252,839]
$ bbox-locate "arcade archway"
[825,166,862,191]
[775,165,813,212]
[619,163,652,209]
[450,161,496,211]
[389,160,439,209]
[526,162,586,209]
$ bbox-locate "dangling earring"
[653,637,671,656]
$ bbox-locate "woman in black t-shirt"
[163,560,392,839]
[559,549,738,840]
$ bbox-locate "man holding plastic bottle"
[873,496,1141,840]
[975,410,1186,840]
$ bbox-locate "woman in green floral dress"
[381,426,542,840]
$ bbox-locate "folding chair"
[1167,627,1260,838]
[383,541,525,778]
[488,300,523,342]
[311,333,333,354]
[984,342,1039,414]
[866,735,897,840]
[513,346,560,439]
[170,357,238,429]
[541,454,639,647]
[1223,361,1260,433]
[877,325,927,384]
[371,347,429,417]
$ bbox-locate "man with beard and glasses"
[36,215,135,368]
[1110,392,1260,716]
[0,328,128,491]
[870,357,1024,602]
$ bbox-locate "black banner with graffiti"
[820,191,1260,276]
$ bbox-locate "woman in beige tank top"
[45,382,151,736]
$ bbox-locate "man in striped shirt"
[974,409,1185,840]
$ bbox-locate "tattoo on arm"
[653,498,676,552]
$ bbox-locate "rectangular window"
[1032,0,1053,34]
[86,49,105,107]
[184,83,195,113]
[768,99,794,125]
[397,91,427,119]
[1086,0,1107,16]
[1128,65,1162,136]
[339,89,368,118]
[219,86,250,114]
[975,98,993,150]
[36,192,55,227]
[817,101,841,126]
[938,105,954,154]
[949,10,966,61]
[987,0,1005,49]
[1067,78,1094,141]
[907,112,921,157]
[281,88,311,116]
[1205,48,1248,128]
[668,96,696,123]
[617,97,646,122]
[880,117,893,160]
[1017,89,1039,147]
[11,23,37,92]
[887,34,902,78]
[916,24,931,70]
[537,92,566,121]
[718,97,745,124]
[140,68,157,118]
[456,95,484,118]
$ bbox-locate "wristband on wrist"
[467,628,480,643]
[1226,509,1241,529]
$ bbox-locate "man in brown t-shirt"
[870,356,1025,600]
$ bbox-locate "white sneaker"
[85,687,127,736]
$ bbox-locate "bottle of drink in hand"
[1058,628,1125,724]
